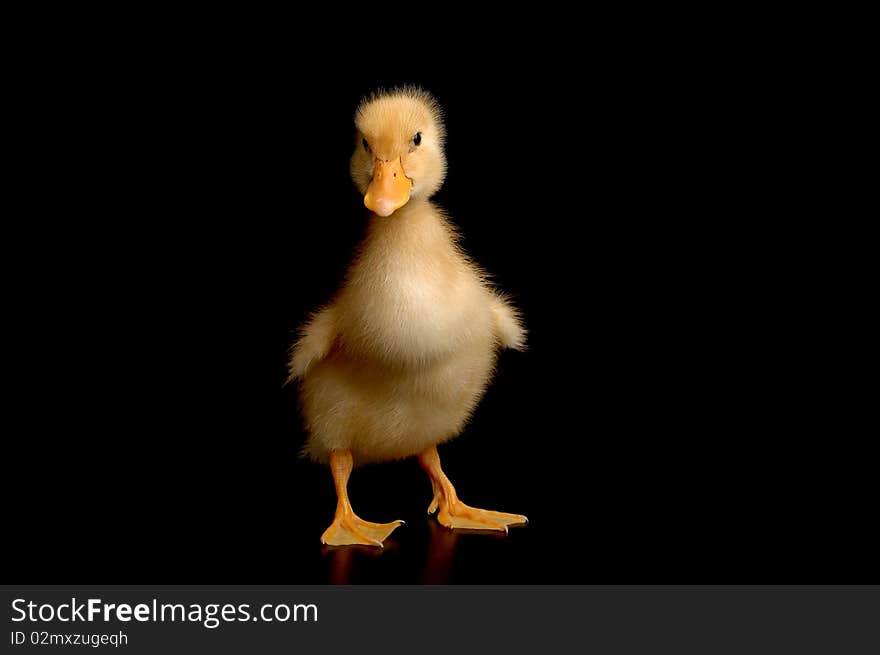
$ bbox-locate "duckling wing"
[287,304,338,381]
[489,293,526,351]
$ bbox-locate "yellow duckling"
[289,87,527,547]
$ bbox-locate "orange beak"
[364,157,411,217]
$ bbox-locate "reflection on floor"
[322,517,517,584]
[323,541,390,584]
[322,521,506,584]
[420,521,460,584]
[323,521,466,584]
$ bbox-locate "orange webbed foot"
[321,512,404,548]
[427,484,527,533]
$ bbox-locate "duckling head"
[350,87,446,217]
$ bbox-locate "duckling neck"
[365,199,452,251]
[344,198,477,364]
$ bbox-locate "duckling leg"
[418,446,527,532]
[320,449,404,547]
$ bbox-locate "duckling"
[289,87,527,547]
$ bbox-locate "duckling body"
[290,88,527,546]
[301,201,513,465]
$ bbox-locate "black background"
[6,33,874,584]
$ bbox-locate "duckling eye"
[413,132,422,146]
[362,137,370,152]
